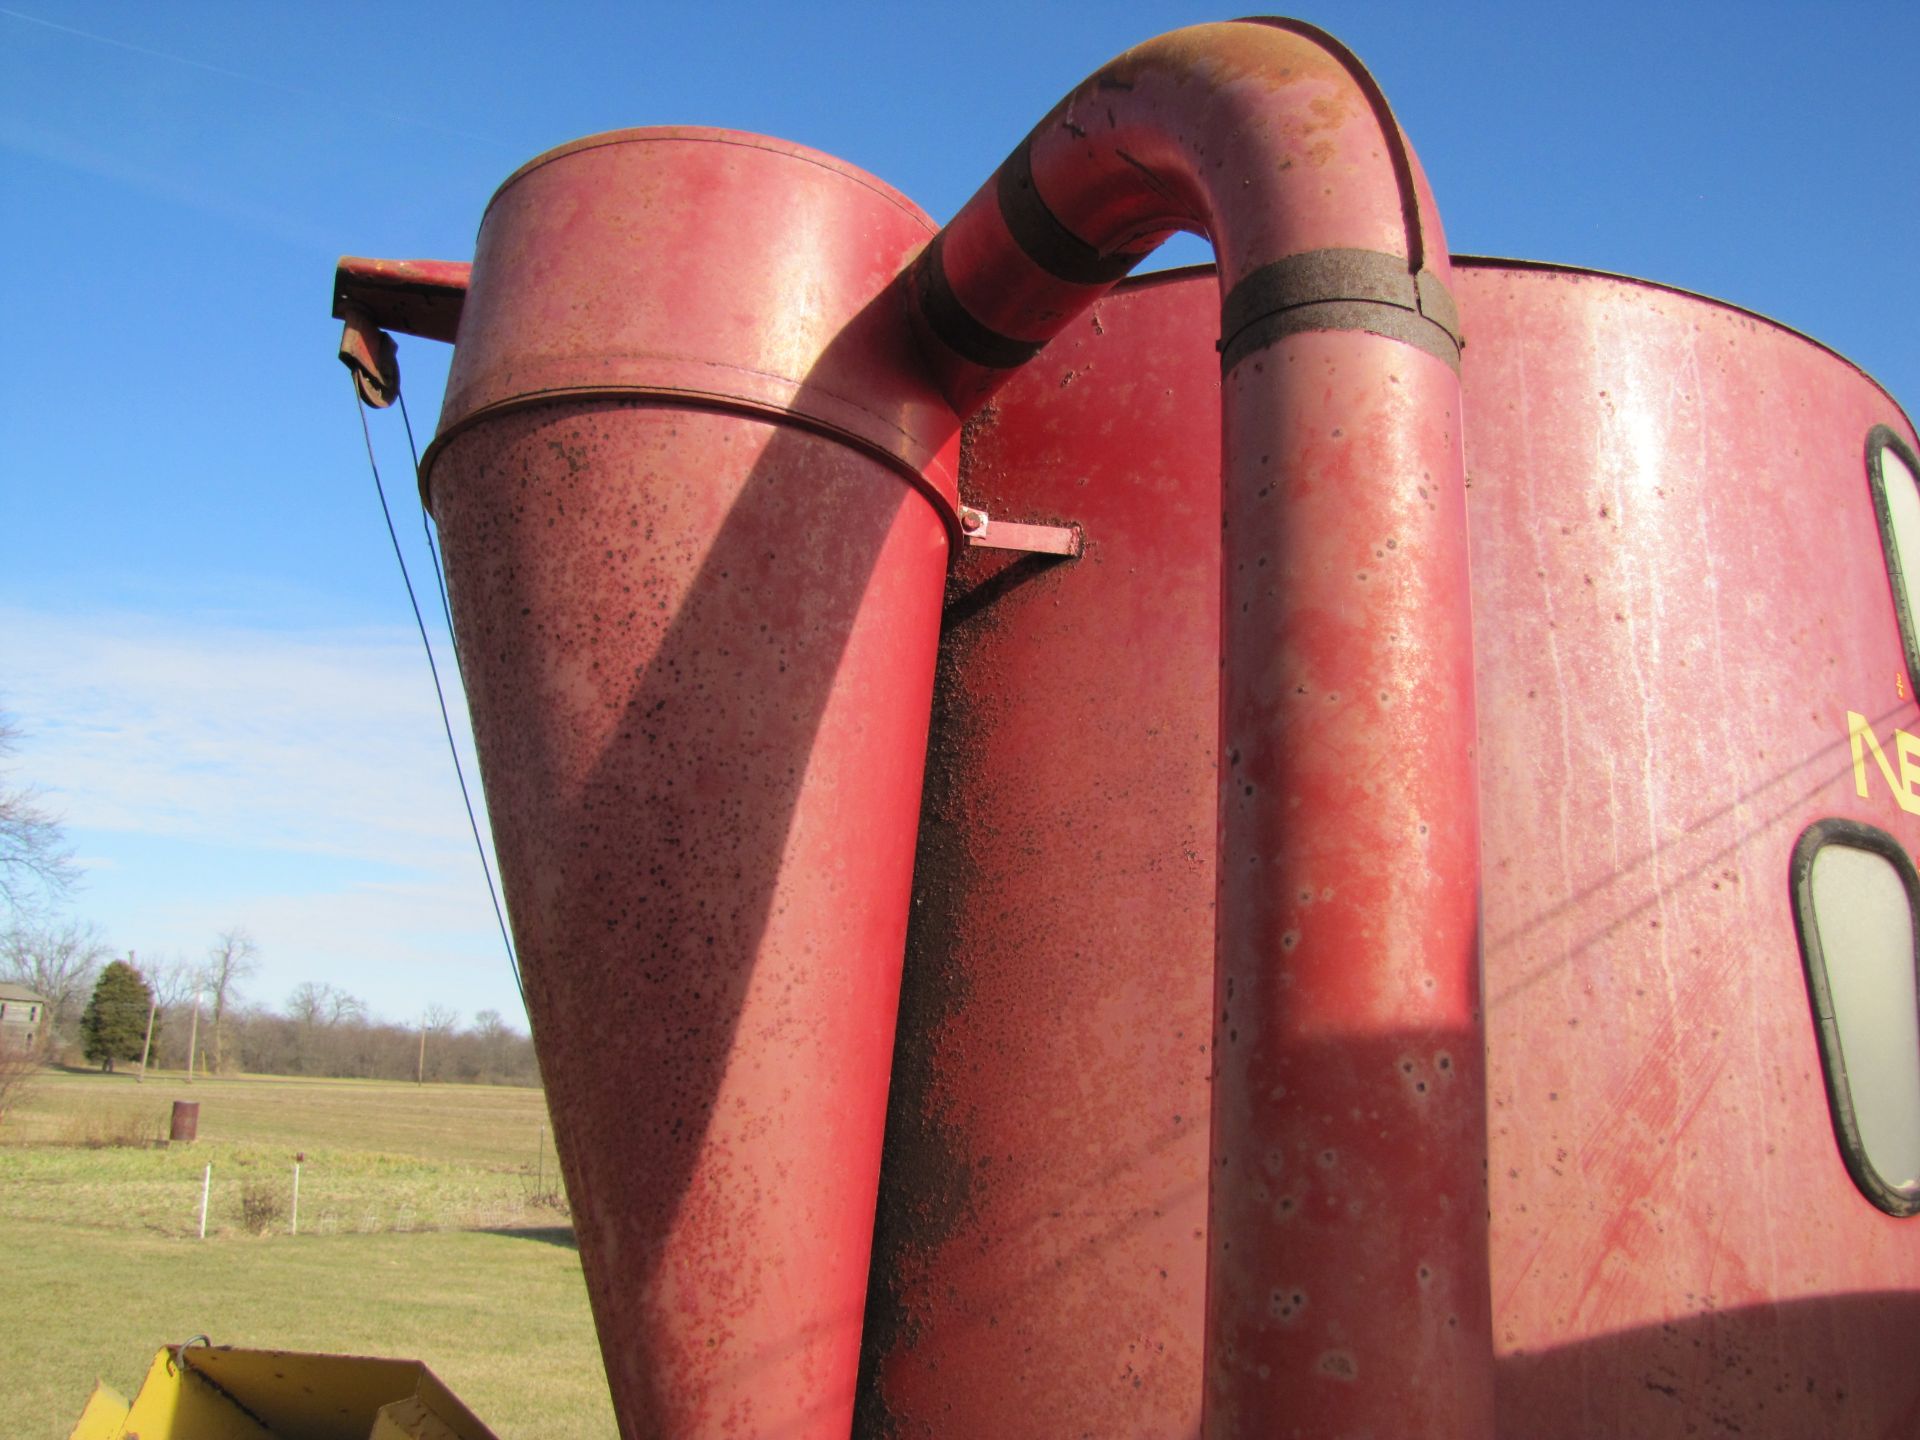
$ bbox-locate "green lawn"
[8,1068,556,1166]
[0,1067,612,1438]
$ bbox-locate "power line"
[353,383,524,1010]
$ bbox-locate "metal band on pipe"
[1219,247,1462,373]
[912,232,1048,370]
[996,139,1148,287]
[421,387,964,548]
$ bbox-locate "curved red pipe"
[909,20,1491,1436]
[911,18,1457,413]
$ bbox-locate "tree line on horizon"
[6,919,538,1087]
[4,708,537,1087]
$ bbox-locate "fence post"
[198,1163,211,1240]
[292,1154,302,1236]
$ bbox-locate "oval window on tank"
[1868,426,1920,688]
[1791,819,1920,1215]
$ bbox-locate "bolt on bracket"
[959,506,1083,557]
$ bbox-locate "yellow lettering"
[1850,711,1920,815]
[1899,730,1920,812]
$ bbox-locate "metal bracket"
[959,506,1083,557]
[338,305,400,409]
[332,255,470,343]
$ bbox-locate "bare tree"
[156,998,539,1084]
[471,1008,508,1042]
[205,927,259,1074]
[142,955,201,1071]
[424,1003,460,1035]
[286,982,368,1029]
[285,981,329,1029]
[0,712,76,919]
[0,918,111,1046]
[326,989,368,1027]
[418,1002,459,1083]
[283,982,373,1074]
[148,956,202,1014]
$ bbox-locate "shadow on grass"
[473,1224,577,1250]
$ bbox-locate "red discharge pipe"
[907,20,1491,1435]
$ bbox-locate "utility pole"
[137,1006,157,1080]
[185,991,202,1084]
[417,1017,427,1086]
[134,952,157,1082]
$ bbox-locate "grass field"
[0,1067,615,1438]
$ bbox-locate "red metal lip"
[430,126,960,539]
[479,126,938,233]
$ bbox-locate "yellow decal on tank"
[1850,710,1920,815]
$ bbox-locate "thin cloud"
[0,603,523,1021]
[0,605,493,870]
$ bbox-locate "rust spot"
[1268,1287,1309,1324]
[1308,92,1357,129]
[1317,1349,1359,1382]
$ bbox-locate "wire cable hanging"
[353,382,525,1008]
[398,391,460,668]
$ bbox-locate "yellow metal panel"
[65,1382,129,1440]
[166,1347,498,1440]
[118,1349,276,1440]
[367,1396,463,1440]
[70,1344,499,1440]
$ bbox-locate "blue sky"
[3,1,1916,1029]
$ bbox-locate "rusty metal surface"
[424,134,954,1440]
[1217,246,1461,372]
[168,1100,198,1143]
[331,256,471,343]
[860,278,1221,1439]
[1455,261,1920,1437]
[1205,332,1487,1440]
[894,22,1491,1437]
[869,282,1489,1440]
[337,307,400,408]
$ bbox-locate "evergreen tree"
[80,960,155,1072]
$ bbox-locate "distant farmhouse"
[0,982,47,1052]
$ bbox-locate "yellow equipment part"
[66,1384,130,1440]
[67,1343,499,1440]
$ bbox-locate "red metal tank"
[417,130,958,1440]
[1458,260,1920,1437]
[858,257,1920,1437]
